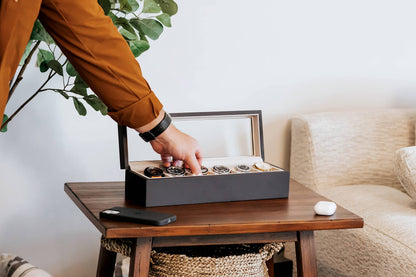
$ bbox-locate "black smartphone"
[99,206,176,226]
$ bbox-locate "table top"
[65,180,363,238]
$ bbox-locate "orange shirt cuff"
[107,91,163,129]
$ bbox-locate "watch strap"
[139,113,172,142]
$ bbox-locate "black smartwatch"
[139,112,172,142]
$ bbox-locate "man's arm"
[38,0,203,173]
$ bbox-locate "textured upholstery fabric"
[0,254,52,277]
[289,109,416,276]
[395,146,416,201]
[290,109,416,191]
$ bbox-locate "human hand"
[149,124,203,175]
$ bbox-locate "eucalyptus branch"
[38,88,72,94]
[8,41,41,102]
[47,43,55,55]
[1,70,57,130]
[113,8,128,14]
[57,52,64,61]
[61,59,68,88]
[64,76,71,89]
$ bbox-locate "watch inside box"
[129,156,284,179]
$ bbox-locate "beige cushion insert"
[395,146,416,201]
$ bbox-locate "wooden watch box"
[118,110,290,207]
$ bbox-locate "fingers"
[172,160,183,167]
[151,125,203,175]
[161,154,173,167]
[185,154,202,175]
[195,149,203,166]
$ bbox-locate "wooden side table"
[65,180,363,277]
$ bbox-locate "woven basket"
[149,243,283,277]
[102,238,283,277]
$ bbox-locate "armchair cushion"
[395,146,416,201]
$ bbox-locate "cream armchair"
[289,109,416,276]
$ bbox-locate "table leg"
[266,258,274,277]
[129,237,152,277]
[295,231,317,277]
[96,244,117,277]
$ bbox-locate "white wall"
[2,0,416,275]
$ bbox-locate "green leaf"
[1,114,8,133]
[47,60,63,76]
[36,49,54,67]
[129,40,150,57]
[154,0,178,16]
[120,29,137,41]
[99,104,108,115]
[143,0,161,13]
[74,75,89,89]
[138,29,149,42]
[156,13,171,27]
[119,0,132,12]
[72,98,87,116]
[53,89,69,99]
[127,0,140,12]
[120,21,136,36]
[108,12,118,24]
[70,85,88,97]
[66,62,77,77]
[19,41,34,66]
[113,17,129,26]
[39,61,49,72]
[83,95,108,115]
[130,19,163,40]
[84,95,102,111]
[30,20,54,44]
[113,17,137,38]
[98,0,111,15]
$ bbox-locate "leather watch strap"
[139,113,172,142]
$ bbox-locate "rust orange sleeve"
[0,0,42,121]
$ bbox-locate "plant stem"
[1,70,57,130]
[61,59,68,88]
[8,41,41,102]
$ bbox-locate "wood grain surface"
[65,179,363,238]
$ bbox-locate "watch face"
[212,165,231,174]
[235,164,251,172]
[201,166,208,175]
[166,166,186,176]
[254,162,272,171]
[185,166,209,175]
[144,166,164,178]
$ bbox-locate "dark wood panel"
[129,238,152,277]
[267,259,274,277]
[96,245,116,277]
[64,180,363,238]
[152,232,297,247]
[296,231,317,277]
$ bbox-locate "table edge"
[64,183,106,235]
